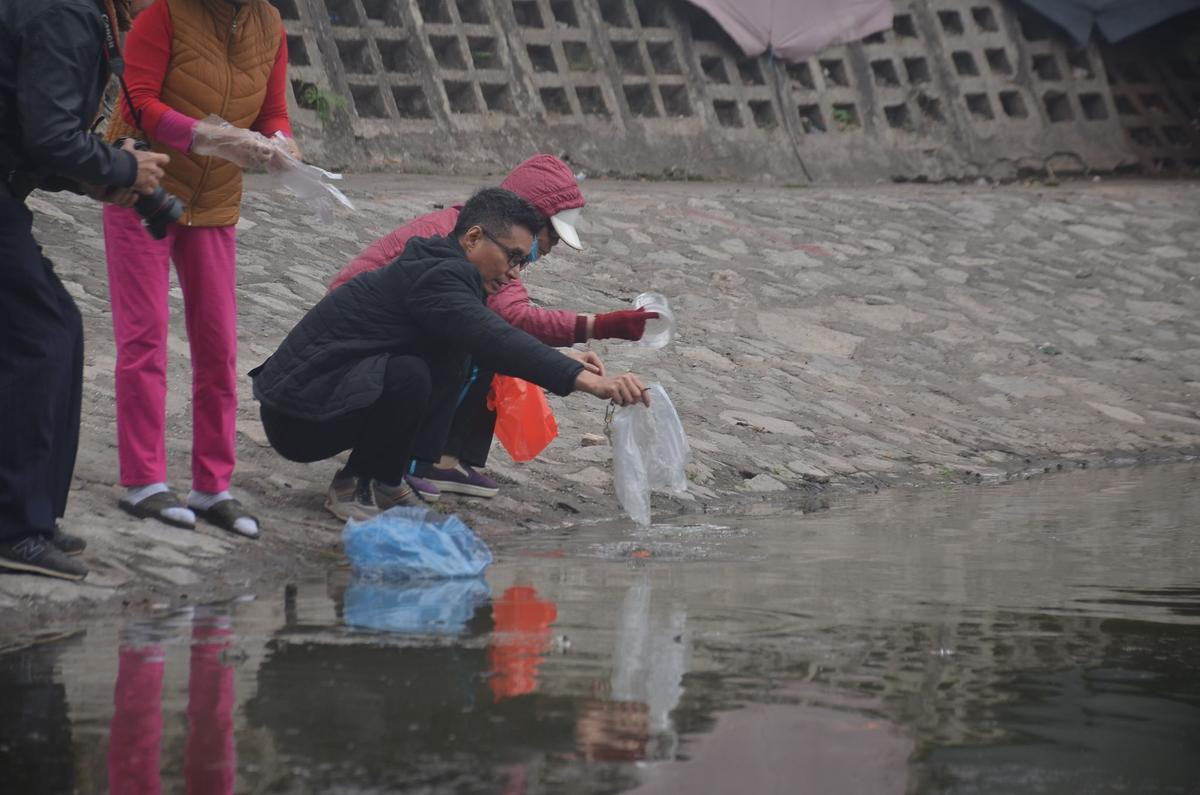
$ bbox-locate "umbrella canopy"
[1019,0,1200,43]
[685,0,894,63]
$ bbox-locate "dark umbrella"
[1020,0,1200,43]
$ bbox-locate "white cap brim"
[550,207,583,250]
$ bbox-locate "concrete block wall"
[274,0,1200,181]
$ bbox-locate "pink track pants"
[104,205,238,492]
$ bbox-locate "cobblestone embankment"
[3,175,1198,631]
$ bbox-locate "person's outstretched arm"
[488,279,659,346]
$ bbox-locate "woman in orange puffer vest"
[103,0,296,538]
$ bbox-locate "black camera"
[119,139,183,239]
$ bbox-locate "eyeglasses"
[481,229,531,271]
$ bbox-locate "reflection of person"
[252,188,651,521]
[104,0,298,538]
[329,155,658,502]
[0,0,169,580]
[488,585,558,701]
[184,613,237,794]
[0,640,78,791]
[246,585,580,791]
[575,695,651,763]
[108,608,236,795]
[108,640,164,795]
[574,580,690,763]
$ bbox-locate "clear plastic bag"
[190,116,353,223]
[343,577,490,635]
[634,292,675,349]
[342,506,493,581]
[608,383,689,525]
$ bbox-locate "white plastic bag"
[609,383,689,525]
[191,116,353,223]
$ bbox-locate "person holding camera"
[102,0,298,539]
[0,0,170,581]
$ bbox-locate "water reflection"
[245,577,588,793]
[343,577,491,635]
[0,637,76,792]
[108,607,236,795]
[0,465,1198,793]
[244,576,688,789]
[489,585,558,701]
[576,580,689,763]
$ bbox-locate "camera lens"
[133,187,184,240]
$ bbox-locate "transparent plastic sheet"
[608,383,689,526]
[634,291,675,349]
[342,506,493,581]
[343,577,490,635]
[190,116,354,223]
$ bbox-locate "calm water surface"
[2,465,1198,794]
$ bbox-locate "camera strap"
[98,0,147,135]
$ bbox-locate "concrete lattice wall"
[276,0,1200,181]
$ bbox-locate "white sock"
[187,489,230,510]
[127,482,168,504]
[128,483,196,525]
[188,490,259,538]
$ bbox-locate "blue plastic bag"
[343,506,493,581]
[344,577,490,635]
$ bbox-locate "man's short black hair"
[453,187,544,240]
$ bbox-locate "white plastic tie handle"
[634,292,674,349]
[190,116,354,223]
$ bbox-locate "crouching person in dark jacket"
[0,0,170,581]
[251,188,651,521]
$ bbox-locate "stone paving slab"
[3,175,1199,629]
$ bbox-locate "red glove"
[592,308,659,341]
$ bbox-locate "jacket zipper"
[185,4,242,224]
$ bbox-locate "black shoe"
[0,534,88,581]
[50,526,87,556]
[372,479,424,511]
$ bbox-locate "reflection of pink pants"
[185,619,236,795]
[103,205,238,491]
[107,619,236,795]
[109,646,165,795]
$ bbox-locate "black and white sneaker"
[0,534,88,581]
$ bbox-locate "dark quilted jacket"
[250,234,583,421]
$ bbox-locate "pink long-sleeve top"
[329,206,580,346]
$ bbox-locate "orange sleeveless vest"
[108,0,281,227]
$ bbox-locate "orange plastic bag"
[487,375,558,462]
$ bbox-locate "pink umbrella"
[685,0,894,63]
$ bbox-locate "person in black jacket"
[0,0,169,580]
[253,188,651,521]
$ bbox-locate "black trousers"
[0,197,84,542]
[260,355,464,485]
[438,367,498,468]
